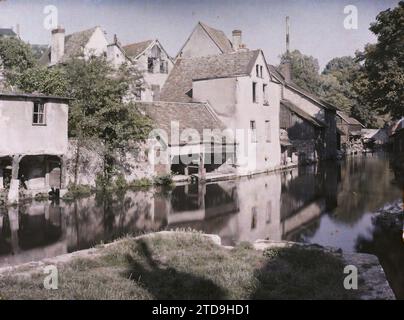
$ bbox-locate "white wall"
[178,24,223,58]
[193,52,281,174]
[0,99,68,156]
[83,27,109,59]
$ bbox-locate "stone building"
[136,101,235,177]
[271,64,338,163]
[39,26,111,66]
[0,92,70,203]
[40,27,173,102]
[160,48,282,175]
[336,111,364,151]
[161,22,283,175]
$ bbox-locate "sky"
[0,0,400,69]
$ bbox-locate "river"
[0,153,403,298]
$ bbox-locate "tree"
[0,37,36,73]
[279,49,323,95]
[320,56,361,115]
[10,65,68,96]
[63,56,152,185]
[354,1,404,121]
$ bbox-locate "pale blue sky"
[0,0,400,69]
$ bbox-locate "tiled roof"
[267,64,338,111]
[39,27,98,65]
[199,22,234,54]
[136,101,233,146]
[0,28,16,37]
[160,50,261,102]
[336,111,364,127]
[123,40,153,58]
[281,99,327,128]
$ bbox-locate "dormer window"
[33,102,46,125]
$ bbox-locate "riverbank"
[0,231,394,300]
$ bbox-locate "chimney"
[232,29,242,51]
[51,26,65,64]
[280,60,292,83]
[280,17,291,82]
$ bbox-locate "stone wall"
[66,138,154,187]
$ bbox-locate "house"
[136,101,235,178]
[0,92,71,203]
[0,28,17,38]
[39,26,112,66]
[122,39,174,101]
[336,111,364,151]
[272,62,338,163]
[40,27,173,102]
[160,47,282,175]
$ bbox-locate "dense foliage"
[354,1,404,123]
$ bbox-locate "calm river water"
[1,154,403,298]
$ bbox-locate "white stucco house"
[39,27,174,103]
[160,22,282,175]
[0,92,71,203]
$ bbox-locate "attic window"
[33,102,46,125]
[148,57,155,73]
[160,60,168,74]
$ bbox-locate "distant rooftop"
[0,28,17,37]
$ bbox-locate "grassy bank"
[0,232,358,300]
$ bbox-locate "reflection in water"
[0,153,403,298]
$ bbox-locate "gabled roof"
[176,22,234,59]
[136,101,232,146]
[123,40,154,58]
[285,82,338,111]
[160,50,261,102]
[336,111,364,127]
[39,27,99,65]
[268,63,338,111]
[0,28,16,37]
[281,99,327,128]
[199,22,234,54]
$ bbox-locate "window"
[251,207,257,229]
[260,66,263,78]
[256,65,259,77]
[148,57,155,73]
[265,120,271,142]
[33,102,46,125]
[252,82,257,103]
[250,120,257,143]
[266,201,272,224]
[263,84,269,105]
[160,60,168,74]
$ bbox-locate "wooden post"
[0,162,3,191]
[60,155,67,189]
[7,155,23,204]
[199,152,206,181]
